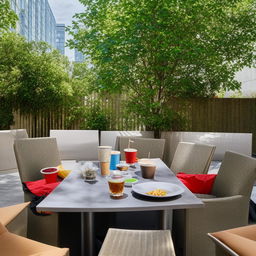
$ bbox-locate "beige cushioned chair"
[0,221,69,256]
[172,151,256,256]
[0,203,69,255]
[208,224,256,256]
[99,228,176,256]
[118,137,166,160]
[14,138,61,245]
[0,202,30,237]
[170,142,216,174]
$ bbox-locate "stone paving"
[0,171,23,207]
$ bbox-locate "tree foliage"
[65,62,110,130]
[0,0,18,32]
[0,33,73,127]
[69,0,256,132]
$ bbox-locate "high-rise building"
[10,0,56,49]
[75,48,85,63]
[56,24,65,55]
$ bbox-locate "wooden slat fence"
[10,97,256,153]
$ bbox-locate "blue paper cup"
[110,151,121,170]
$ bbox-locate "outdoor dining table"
[37,158,204,256]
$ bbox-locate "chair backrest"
[212,151,256,197]
[161,131,252,167]
[119,137,166,160]
[170,142,216,174]
[11,129,29,140]
[14,138,61,182]
[50,130,99,161]
[0,129,28,172]
[101,131,154,149]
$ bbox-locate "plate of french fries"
[132,182,184,198]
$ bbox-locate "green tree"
[69,0,256,135]
[0,0,18,32]
[0,33,73,129]
[65,62,110,130]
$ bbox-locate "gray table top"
[37,159,203,212]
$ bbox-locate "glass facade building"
[56,24,65,55]
[75,48,85,62]
[10,0,56,49]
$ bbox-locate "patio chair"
[14,137,61,245]
[98,228,176,256]
[101,131,154,149]
[0,129,28,172]
[0,220,69,256]
[0,202,29,237]
[50,129,99,161]
[208,224,256,256]
[118,137,166,160]
[172,151,256,256]
[170,142,216,174]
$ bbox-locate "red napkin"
[23,179,60,196]
[177,172,217,194]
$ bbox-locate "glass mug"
[107,173,125,198]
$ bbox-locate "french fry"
[146,189,168,196]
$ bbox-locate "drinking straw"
[128,139,134,149]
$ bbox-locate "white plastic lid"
[124,148,137,152]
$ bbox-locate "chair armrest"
[187,195,249,229]
[208,233,239,256]
[201,195,248,220]
[0,202,30,226]
[202,195,244,204]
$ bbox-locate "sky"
[48,0,85,61]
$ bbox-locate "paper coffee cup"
[98,146,112,162]
[100,162,110,176]
[140,163,156,179]
[110,151,121,170]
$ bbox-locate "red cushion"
[24,179,60,196]
[177,173,217,194]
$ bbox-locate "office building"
[10,0,56,49]
[75,48,85,62]
[56,24,65,55]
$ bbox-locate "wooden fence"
[10,97,256,153]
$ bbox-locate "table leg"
[160,210,169,230]
[81,212,95,256]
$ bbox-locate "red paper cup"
[40,167,58,184]
[124,148,137,164]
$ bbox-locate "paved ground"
[0,170,24,207]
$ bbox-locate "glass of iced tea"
[107,173,125,198]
